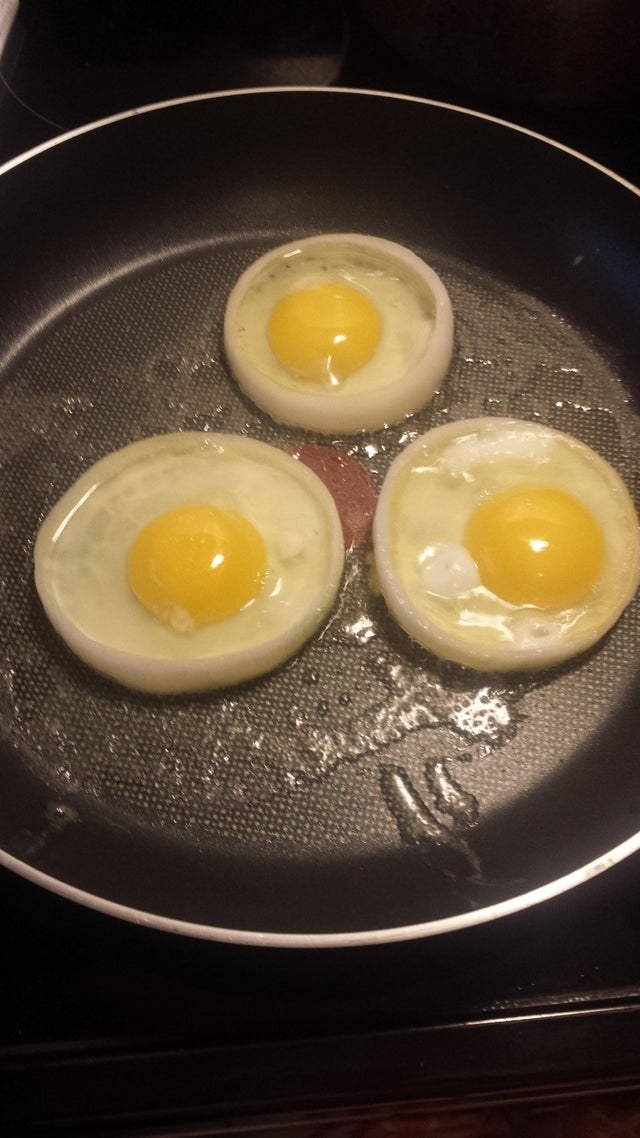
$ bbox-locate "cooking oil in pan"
[0,245,639,861]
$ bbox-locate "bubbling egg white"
[372,417,640,671]
[223,233,454,435]
[34,432,345,694]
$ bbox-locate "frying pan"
[1,87,640,947]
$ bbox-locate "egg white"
[223,233,454,435]
[372,417,640,671]
[34,432,345,694]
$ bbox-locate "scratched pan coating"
[0,89,639,945]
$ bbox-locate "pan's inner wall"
[0,92,639,936]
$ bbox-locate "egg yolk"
[268,281,381,383]
[464,485,605,608]
[127,505,267,628]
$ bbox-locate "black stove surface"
[4,850,640,1135]
[2,3,640,1135]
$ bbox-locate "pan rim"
[1,83,639,200]
[2,85,640,947]
[2,831,639,947]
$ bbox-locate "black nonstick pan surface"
[1,87,640,947]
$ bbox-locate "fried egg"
[34,432,345,693]
[372,418,640,671]
[223,234,454,434]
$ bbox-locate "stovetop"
[2,3,640,1135]
[4,847,640,1135]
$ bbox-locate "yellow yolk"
[127,504,267,628]
[267,281,381,383]
[464,485,605,608]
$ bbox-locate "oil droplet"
[379,765,482,877]
[343,615,376,644]
[15,800,79,859]
[449,687,512,741]
[425,759,479,827]
[379,764,453,845]
[45,801,79,826]
[297,666,522,785]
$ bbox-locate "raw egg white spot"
[441,423,554,476]
[418,542,481,597]
[168,606,195,635]
[223,233,454,435]
[511,613,564,648]
[275,531,305,561]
